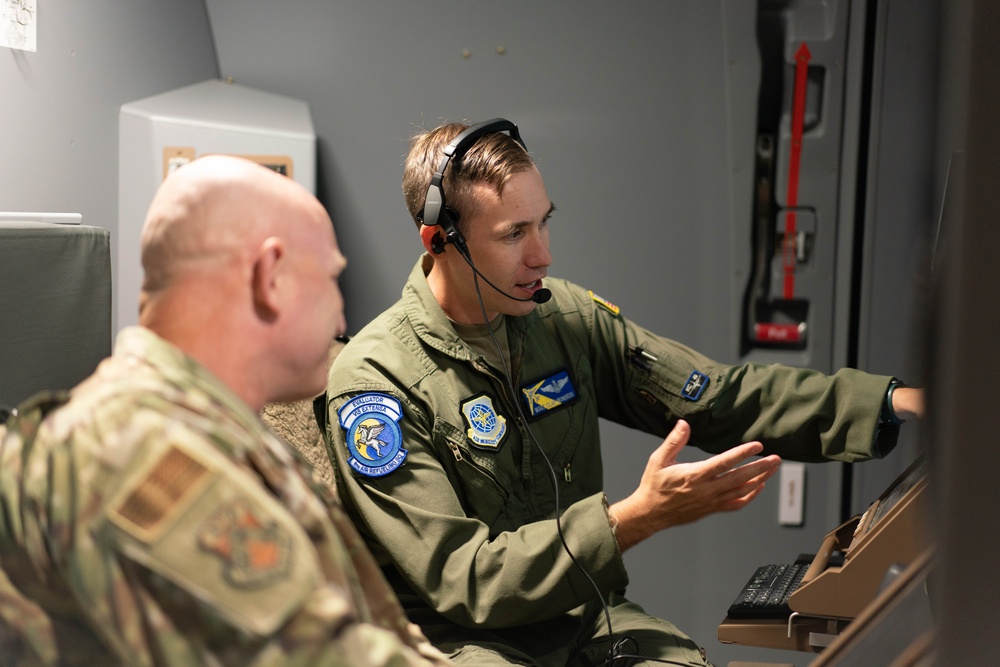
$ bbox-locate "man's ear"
[419,224,444,255]
[251,237,284,322]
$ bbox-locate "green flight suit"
[325,255,897,665]
[0,327,449,667]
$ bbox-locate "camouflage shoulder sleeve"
[100,436,451,666]
[100,436,323,637]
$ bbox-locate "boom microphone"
[466,257,552,304]
[533,289,553,304]
[438,232,551,304]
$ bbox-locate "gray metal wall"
[1,1,942,665]
[0,0,219,327]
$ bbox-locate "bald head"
[141,156,315,298]
[136,155,348,409]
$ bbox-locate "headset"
[419,119,551,304]
[420,118,525,254]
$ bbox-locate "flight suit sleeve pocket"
[628,339,723,419]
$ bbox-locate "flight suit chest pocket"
[435,420,512,528]
[520,358,594,471]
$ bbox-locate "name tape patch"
[338,393,407,477]
[521,370,577,418]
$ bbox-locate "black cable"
[469,268,616,642]
[459,241,714,666]
[462,248,682,666]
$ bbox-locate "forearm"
[608,492,664,553]
[693,365,892,462]
[890,385,924,421]
[270,588,451,667]
[107,579,449,667]
[353,484,628,628]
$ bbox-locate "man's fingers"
[714,463,780,505]
[717,483,768,513]
[648,419,691,467]
[698,441,769,479]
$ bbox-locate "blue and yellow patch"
[681,371,709,401]
[521,369,577,418]
[460,394,508,450]
[338,393,407,477]
[588,290,620,316]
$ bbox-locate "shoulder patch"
[521,369,578,418]
[102,441,322,636]
[588,290,620,316]
[197,498,292,588]
[460,393,508,451]
[681,370,710,401]
[109,445,211,542]
[338,393,407,477]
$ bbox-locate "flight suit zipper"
[472,357,537,511]
[446,439,510,501]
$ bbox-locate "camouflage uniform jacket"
[324,256,898,659]
[0,326,450,666]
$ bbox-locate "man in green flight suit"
[323,119,924,666]
[0,155,451,666]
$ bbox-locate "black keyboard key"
[727,563,809,618]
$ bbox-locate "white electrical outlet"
[779,462,805,526]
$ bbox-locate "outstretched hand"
[609,419,781,552]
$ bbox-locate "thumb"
[648,419,690,468]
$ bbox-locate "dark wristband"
[882,379,906,425]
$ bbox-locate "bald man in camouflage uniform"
[0,156,450,666]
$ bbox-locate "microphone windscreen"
[532,288,552,304]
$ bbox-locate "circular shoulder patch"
[338,393,407,477]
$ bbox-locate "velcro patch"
[681,371,710,401]
[109,445,210,542]
[338,393,407,477]
[521,370,578,418]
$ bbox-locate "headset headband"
[421,118,525,232]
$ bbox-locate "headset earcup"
[431,233,446,254]
[440,206,466,251]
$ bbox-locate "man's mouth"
[517,279,543,291]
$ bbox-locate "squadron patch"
[681,370,710,401]
[197,498,292,589]
[338,393,407,477]
[588,290,620,316]
[521,369,578,418]
[460,393,508,450]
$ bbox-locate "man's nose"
[528,233,552,268]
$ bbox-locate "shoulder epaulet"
[587,290,621,317]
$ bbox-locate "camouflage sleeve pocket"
[101,439,322,636]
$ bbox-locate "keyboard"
[727,562,809,618]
